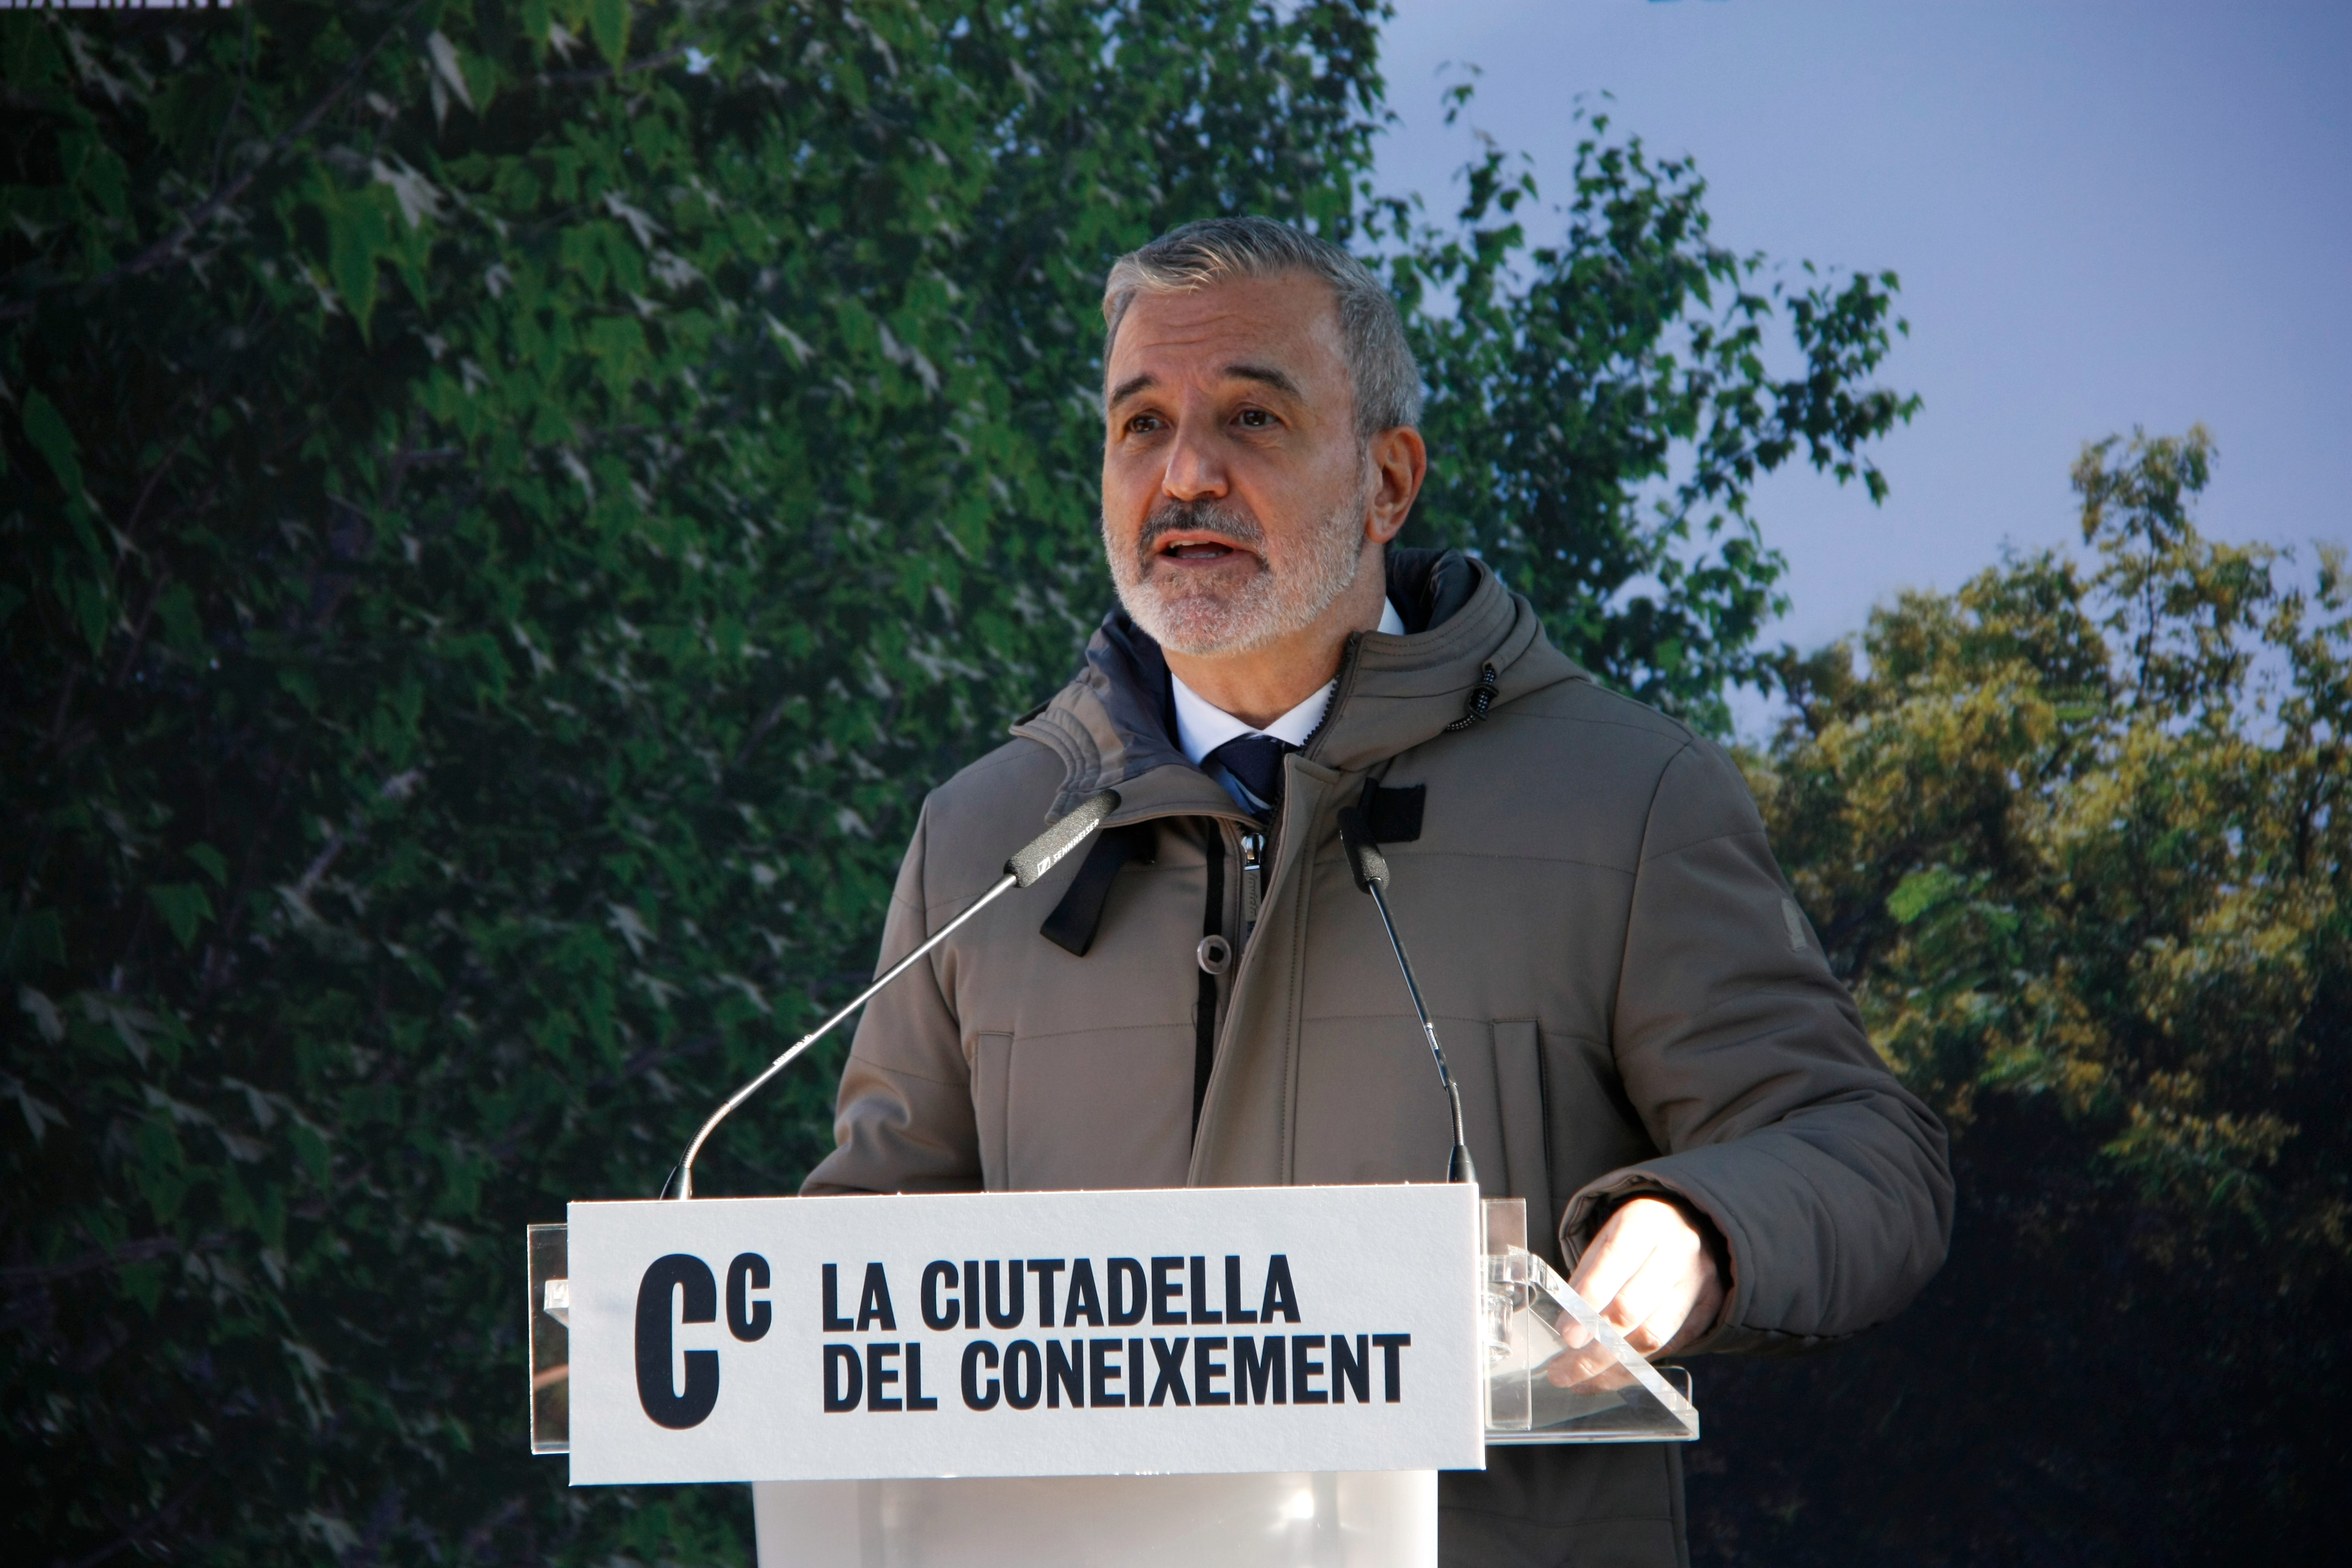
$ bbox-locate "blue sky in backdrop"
[1370,0,2352,733]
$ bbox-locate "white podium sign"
[565,1184,1483,1486]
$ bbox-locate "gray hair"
[1101,217,1424,438]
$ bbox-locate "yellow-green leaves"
[1755,426,2349,1271]
[1886,865,1966,926]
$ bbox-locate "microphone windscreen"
[1335,807,1389,892]
[1006,788,1122,888]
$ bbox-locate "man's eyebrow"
[1108,364,1305,408]
[1223,362,1302,399]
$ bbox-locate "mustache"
[1137,498,1266,558]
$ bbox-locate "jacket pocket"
[971,1031,1012,1191]
[1491,1019,1559,1268]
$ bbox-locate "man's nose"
[1159,423,1228,503]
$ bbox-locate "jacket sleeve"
[1561,738,1954,1354]
[800,798,986,1196]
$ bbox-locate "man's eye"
[1237,409,1272,429]
[1126,413,1163,435]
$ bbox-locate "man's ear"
[1365,424,1427,545]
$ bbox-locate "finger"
[1582,1201,1703,1324]
[1543,1337,1637,1392]
[1566,1206,1665,1320]
[1540,1287,1629,1390]
[1614,1280,1694,1360]
[1550,1201,1710,1386]
[1564,1205,1647,1304]
[1547,1268,1680,1389]
[1598,1236,1706,1353]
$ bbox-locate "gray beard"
[1104,478,1370,657]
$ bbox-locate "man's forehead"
[1107,273,1344,396]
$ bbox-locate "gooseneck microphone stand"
[1337,807,1477,1186]
[667,788,1122,1199]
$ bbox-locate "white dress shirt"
[1172,598,1408,810]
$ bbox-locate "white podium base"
[752,1471,1437,1568]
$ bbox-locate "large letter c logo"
[635,1254,721,1429]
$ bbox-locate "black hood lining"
[1385,547,1482,635]
[1084,606,1182,761]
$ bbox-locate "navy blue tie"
[1205,734,1293,811]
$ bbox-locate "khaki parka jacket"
[805,549,1952,1567]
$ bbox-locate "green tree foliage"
[1381,98,1918,731]
[1,2,1391,1560]
[0,4,1912,1562]
[1689,427,2351,1562]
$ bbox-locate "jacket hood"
[1012,548,1589,821]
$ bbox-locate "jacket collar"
[1012,548,1589,823]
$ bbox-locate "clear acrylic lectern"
[529,1196,1694,1567]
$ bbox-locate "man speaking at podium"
[803,218,1952,1566]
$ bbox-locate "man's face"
[1100,271,1373,657]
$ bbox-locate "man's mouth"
[1161,539,1240,561]
[1131,499,1267,576]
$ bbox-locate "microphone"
[1336,805,1476,1186]
[669,788,1121,1199]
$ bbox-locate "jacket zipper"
[1173,629,1368,1172]
[1238,830,1265,935]
[1299,629,1368,761]
[1192,825,1226,1138]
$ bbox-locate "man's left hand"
[1547,1197,1725,1388]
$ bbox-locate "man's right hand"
[1545,1196,1724,1390]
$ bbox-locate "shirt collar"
[1169,597,1407,767]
